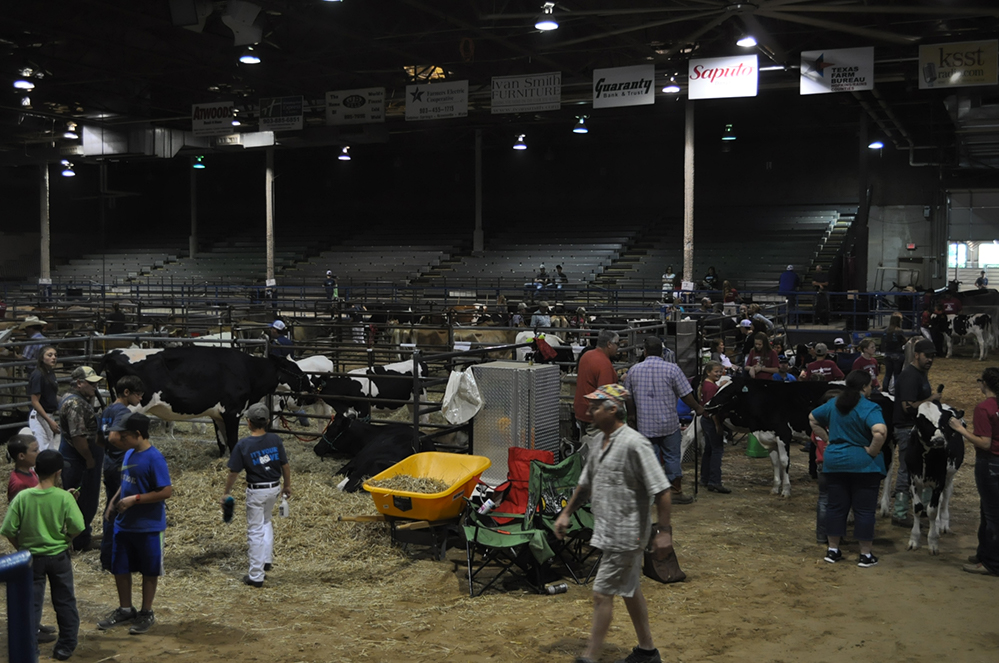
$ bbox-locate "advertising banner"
[492,72,561,114]
[326,87,385,125]
[688,55,758,100]
[800,47,874,95]
[592,64,655,109]
[405,81,468,121]
[919,40,998,89]
[192,102,234,136]
[260,96,304,131]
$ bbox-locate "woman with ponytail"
[808,370,888,567]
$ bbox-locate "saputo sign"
[592,65,655,109]
[688,55,758,100]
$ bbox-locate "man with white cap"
[57,366,105,551]
[267,320,294,359]
[19,316,49,362]
[323,271,338,301]
[555,384,672,663]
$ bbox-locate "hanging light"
[513,134,527,150]
[63,122,79,140]
[13,78,34,90]
[535,2,558,31]
[737,35,757,48]
[662,76,681,94]
[60,160,75,177]
[339,146,351,161]
[721,124,737,141]
[868,139,885,150]
[20,95,31,108]
[193,156,206,169]
[572,116,588,134]
[239,47,261,64]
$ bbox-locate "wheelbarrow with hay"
[338,452,491,560]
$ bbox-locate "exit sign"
[906,242,916,250]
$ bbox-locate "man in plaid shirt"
[624,336,704,504]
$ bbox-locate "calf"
[906,401,966,554]
[312,412,432,492]
[315,359,428,421]
[933,312,992,360]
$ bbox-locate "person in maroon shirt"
[6,434,40,502]
[745,333,779,380]
[800,343,845,381]
[573,330,620,436]
[852,339,881,391]
[698,362,730,493]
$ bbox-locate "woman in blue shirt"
[809,370,888,567]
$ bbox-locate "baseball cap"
[271,320,287,331]
[814,343,829,356]
[246,403,270,423]
[787,264,794,271]
[739,319,753,328]
[584,384,630,404]
[326,270,332,276]
[109,412,150,438]
[71,366,104,383]
[778,355,789,364]
[914,339,936,356]
[833,337,846,346]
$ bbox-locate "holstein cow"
[312,412,433,492]
[513,331,576,366]
[905,400,966,554]
[933,312,992,360]
[316,359,429,421]
[101,347,313,456]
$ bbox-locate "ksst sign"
[688,55,758,100]
[919,40,998,89]
[192,102,234,136]
[592,65,655,109]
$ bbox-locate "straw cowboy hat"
[18,315,47,329]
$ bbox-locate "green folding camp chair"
[461,499,554,597]
[525,453,600,584]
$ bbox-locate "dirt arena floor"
[2,354,998,663]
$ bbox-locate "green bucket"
[746,434,769,458]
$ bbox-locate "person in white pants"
[221,403,291,588]
[28,346,61,452]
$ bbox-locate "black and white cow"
[312,412,433,492]
[315,359,429,420]
[933,312,992,360]
[905,400,966,554]
[101,347,313,456]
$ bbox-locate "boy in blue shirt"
[771,356,797,382]
[97,413,172,635]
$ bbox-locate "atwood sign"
[688,55,758,100]
[592,65,655,109]
[192,102,234,136]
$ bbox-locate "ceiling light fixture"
[868,139,885,150]
[513,134,527,150]
[721,124,737,141]
[339,146,351,161]
[193,156,207,169]
[573,116,588,134]
[535,2,558,31]
[20,96,31,107]
[662,76,681,94]
[60,160,75,177]
[737,35,757,48]
[239,46,261,64]
[13,78,35,90]
[63,122,79,140]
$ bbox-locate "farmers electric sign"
[688,55,758,100]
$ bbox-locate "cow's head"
[312,411,357,458]
[914,401,965,450]
[271,356,317,405]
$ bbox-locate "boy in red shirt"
[852,339,881,391]
[7,433,40,502]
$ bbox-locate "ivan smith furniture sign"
[406,81,468,121]
[688,55,758,100]
[492,72,561,114]
[326,87,385,125]
[800,47,874,95]
[919,40,998,89]
[192,102,234,136]
[592,65,655,109]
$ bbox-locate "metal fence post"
[411,349,422,454]
[0,550,37,663]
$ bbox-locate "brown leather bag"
[643,530,686,583]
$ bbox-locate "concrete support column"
[189,164,198,258]
[473,129,484,254]
[39,164,51,284]
[265,148,275,286]
[683,100,695,288]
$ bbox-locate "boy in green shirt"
[1,449,85,661]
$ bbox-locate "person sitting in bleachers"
[702,266,720,290]
[512,303,528,327]
[722,280,740,305]
[748,304,775,334]
[530,302,552,329]
[661,265,676,301]
[554,264,568,288]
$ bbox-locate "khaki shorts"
[592,549,643,598]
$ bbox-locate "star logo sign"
[809,54,835,77]
[410,88,424,102]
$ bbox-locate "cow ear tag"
[742,386,749,393]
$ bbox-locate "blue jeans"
[816,462,828,542]
[893,427,914,496]
[975,454,999,574]
[826,472,882,541]
[61,445,105,551]
[700,417,724,486]
[33,550,79,653]
[101,461,122,571]
[649,430,683,481]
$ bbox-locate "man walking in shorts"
[554,385,673,663]
[98,413,172,635]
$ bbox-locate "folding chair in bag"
[461,447,555,597]
[526,453,601,585]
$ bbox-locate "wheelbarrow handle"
[337,515,387,523]
[395,520,431,531]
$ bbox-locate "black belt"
[248,481,280,490]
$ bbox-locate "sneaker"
[37,630,57,643]
[706,484,732,494]
[858,553,879,568]
[672,493,694,505]
[97,606,137,630]
[129,610,155,635]
[615,646,662,663]
[53,647,74,661]
[968,554,980,565]
[824,548,843,564]
[263,563,273,572]
[38,625,56,635]
[962,562,997,576]
[243,574,264,588]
